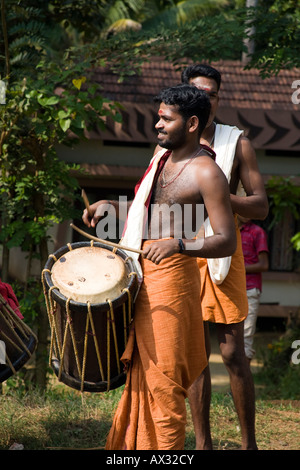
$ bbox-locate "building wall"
[56,140,155,167]
[261,273,300,306]
[252,151,300,308]
[257,151,300,176]
[3,141,300,312]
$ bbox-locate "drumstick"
[70,223,144,255]
[81,189,93,217]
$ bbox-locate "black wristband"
[178,239,185,253]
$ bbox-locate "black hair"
[181,64,221,91]
[154,84,211,136]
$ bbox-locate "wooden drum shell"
[42,241,138,393]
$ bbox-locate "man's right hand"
[82,200,112,228]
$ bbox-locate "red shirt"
[240,221,269,291]
[0,279,23,319]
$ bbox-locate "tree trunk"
[1,0,10,78]
[34,237,49,391]
[31,175,49,390]
[242,0,258,63]
[1,192,10,282]
[1,245,9,282]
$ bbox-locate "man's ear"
[187,115,199,134]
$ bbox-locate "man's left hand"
[142,239,180,264]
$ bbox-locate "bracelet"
[178,239,185,253]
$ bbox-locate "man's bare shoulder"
[194,153,226,182]
[235,135,256,161]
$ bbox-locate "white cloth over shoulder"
[120,148,167,282]
[205,124,244,285]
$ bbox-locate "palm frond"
[142,0,230,30]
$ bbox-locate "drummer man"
[82,84,236,450]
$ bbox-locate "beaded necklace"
[159,123,216,189]
[159,147,202,188]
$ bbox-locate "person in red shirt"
[238,217,269,362]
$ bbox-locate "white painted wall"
[261,279,300,307]
[256,150,300,176]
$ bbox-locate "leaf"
[37,95,60,107]
[57,109,71,119]
[72,77,86,90]
[291,233,300,251]
[59,118,71,132]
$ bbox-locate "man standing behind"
[181,64,269,450]
[238,216,269,362]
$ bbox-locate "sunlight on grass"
[1,377,299,450]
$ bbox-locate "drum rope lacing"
[0,293,37,376]
[42,277,61,360]
[41,247,138,393]
[86,301,104,384]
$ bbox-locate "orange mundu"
[105,240,207,450]
[198,216,248,324]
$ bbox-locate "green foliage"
[140,0,230,30]
[87,1,300,78]
[2,1,299,83]
[265,176,300,252]
[11,278,44,327]
[49,0,145,43]
[82,8,246,82]
[244,0,300,77]
[266,176,300,228]
[291,232,300,251]
[255,324,300,399]
[0,1,68,79]
[0,54,122,252]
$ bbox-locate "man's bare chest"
[152,165,202,206]
[148,173,205,239]
[152,178,188,206]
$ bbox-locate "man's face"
[188,76,219,128]
[155,102,188,150]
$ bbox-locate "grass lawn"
[1,317,299,451]
[0,377,299,451]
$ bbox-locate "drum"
[0,294,37,383]
[42,241,138,393]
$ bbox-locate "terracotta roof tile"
[89,59,300,151]
[93,58,300,112]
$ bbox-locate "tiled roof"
[89,59,300,151]
[93,58,300,111]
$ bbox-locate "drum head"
[51,246,128,304]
